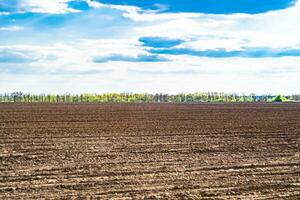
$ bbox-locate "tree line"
[0,92,299,103]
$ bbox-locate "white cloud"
[20,0,79,14]
[0,38,148,74]
[87,0,141,13]
[1,41,300,94]
[128,0,300,51]
[1,0,80,14]
[1,57,300,94]
[0,26,24,31]
[0,12,10,15]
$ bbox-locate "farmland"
[0,103,299,199]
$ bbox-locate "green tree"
[273,95,287,102]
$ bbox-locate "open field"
[0,103,299,199]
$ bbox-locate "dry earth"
[0,103,299,199]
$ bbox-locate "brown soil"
[0,103,299,199]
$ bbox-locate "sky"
[0,0,300,94]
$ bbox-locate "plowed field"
[0,103,299,199]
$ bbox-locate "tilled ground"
[0,103,299,199]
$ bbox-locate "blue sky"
[98,0,296,14]
[0,0,300,94]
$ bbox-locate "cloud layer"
[0,0,300,94]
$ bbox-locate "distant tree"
[0,92,297,103]
[273,95,287,102]
[11,92,22,102]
